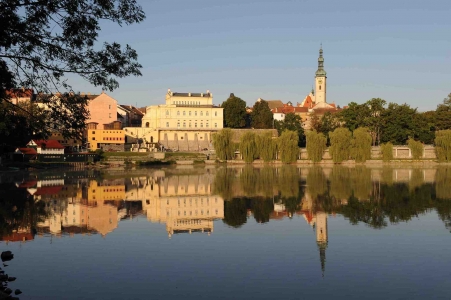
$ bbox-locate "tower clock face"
[318,79,323,84]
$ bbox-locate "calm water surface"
[1,166,451,300]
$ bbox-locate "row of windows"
[173,101,203,105]
[102,137,123,141]
[165,122,218,128]
[174,198,218,205]
[173,209,219,216]
[91,131,122,134]
[91,188,124,193]
[166,110,218,117]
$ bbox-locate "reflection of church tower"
[315,46,327,104]
[316,212,328,277]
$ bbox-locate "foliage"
[239,132,258,163]
[306,131,327,162]
[223,198,248,228]
[0,0,145,150]
[435,130,451,162]
[435,167,451,200]
[350,127,372,163]
[221,93,247,128]
[277,130,299,163]
[255,132,277,162]
[435,93,451,131]
[364,98,386,146]
[338,102,368,132]
[212,129,235,160]
[380,142,394,162]
[381,103,419,145]
[274,113,305,147]
[329,128,352,163]
[407,138,423,159]
[250,100,273,129]
[311,111,340,145]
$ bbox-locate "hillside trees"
[0,0,145,150]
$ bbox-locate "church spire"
[318,241,328,278]
[315,45,327,77]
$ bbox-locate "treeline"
[311,95,451,145]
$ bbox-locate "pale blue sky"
[73,0,450,111]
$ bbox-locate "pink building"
[85,91,118,128]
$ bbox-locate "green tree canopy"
[329,127,352,163]
[278,130,299,163]
[275,113,305,147]
[306,131,327,162]
[0,0,145,151]
[221,93,247,128]
[212,128,235,160]
[251,100,273,129]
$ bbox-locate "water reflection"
[1,166,451,244]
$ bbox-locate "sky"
[72,0,450,111]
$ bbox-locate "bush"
[212,128,235,160]
[380,142,393,162]
[278,130,299,163]
[239,132,257,163]
[351,127,372,163]
[329,128,352,163]
[435,130,451,162]
[306,131,327,162]
[407,138,423,159]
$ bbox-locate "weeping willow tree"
[239,166,258,196]
[380,142,394,162]
[407,138,423,159]
[212,128,235,160]
[351,127,372,163]
[435,130,451,162]
[306,167,328,200]
[278,130,299,163]
[256,132,277,162]
[239,132,258,163]
[306,131,327,162]
[329,128,352,163]
[349,167,372,200]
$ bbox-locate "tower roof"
[315,46,327,77]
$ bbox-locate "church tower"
[316,212,328,277]
[315,46,327,104]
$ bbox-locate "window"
[177,122,180,128]
[109,113,111,118]
[183,111,186,116]
[206,123,209,127]
[166,122,169,127]
[200,123,203,128]
[92,131,95,134]
[145,122,149,128]
[109,104,111,109]
[189,123,192,128]
[183,122,186,127]
[215,111,217,116]
[195,111,197,116]
[200,111,203,116]
[319,85,321,91]
[206,111,209,116]
[177,111,180,116]
[92,137,95,140]
[195,123,197,128]
[214,123,217,128]
[189,111,191,116]
[166,110,169,115]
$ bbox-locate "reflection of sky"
[3,211,450,300]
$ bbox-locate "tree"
[251,100,273,129]
[223,198,248,228]
[277,130,299,163]
[0,0,145,150]
[338,102,369,132]
[435,130,451,162]
[255,132,277,162]
[221,93,247,128]
[312,111,340,145]
[275,113,305,147]
[329,127,352,163]
[380,142,394,162]
[380,103,418,145]
[350,127,372,163]
[364,98,386,146]
[239,132,257,163]
[407,138,423,159]
[212,128,235,160]
[306,131,327,162]
[435,93,451,131]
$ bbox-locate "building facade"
[125,89,224,151]
[87,127,125,151]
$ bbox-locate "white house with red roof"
[27,140,65,154]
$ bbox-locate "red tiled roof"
[5,89,34,98]
[34,186,63,195]
[272,107,309,114]
[302,96,314,108]
[17,147,37,155]
[1,232,34,242]
[32,140,65,149]
[18,180,38,188]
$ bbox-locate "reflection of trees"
[223,198,248,228]
[307,167,327,200]
[251,197,274,223]
[338,196,387,229]
[0,183,48,238]
[436,167,451,200]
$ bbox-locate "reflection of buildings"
[125,172,224,238]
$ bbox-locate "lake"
[1,165,450,300]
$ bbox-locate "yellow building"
[124,172,224,237]
[87,180,126,204]
[87,128,125,151]
[125,89,224,151]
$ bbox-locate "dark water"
[1,166,451,300]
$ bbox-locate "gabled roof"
[261,99,284,110]
[301,95,315,108]
[16,148,37,155]
[30,140,65,149]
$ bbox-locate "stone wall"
[99,143,125,152]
